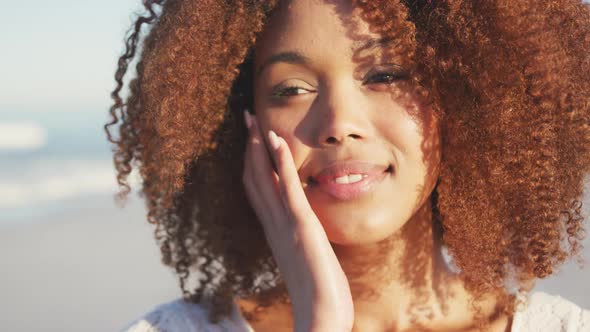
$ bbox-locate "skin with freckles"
[239,1,509,331]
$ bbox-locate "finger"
[242,112,269,213]
[243,114,284,223]
[248,116,280,193]
[267,130,315,220]
[242,111,256,194]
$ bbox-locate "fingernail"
[243,110,252,129]
[268,130,280,150]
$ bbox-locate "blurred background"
[0,1,589,331]
[0,1,179,331]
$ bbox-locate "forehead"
[254,0,380,64]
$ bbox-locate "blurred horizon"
[0,3,182,331]
[0,0,142,224]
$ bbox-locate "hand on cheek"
[242,111,354,332]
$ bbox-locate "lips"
[306,160,393,201]
[309,160,391,185]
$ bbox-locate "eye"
[271,85,315,98]
[364,71,409,85]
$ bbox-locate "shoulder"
[511,291,590,332]
[120,299,209,332]
[120,298,253,332]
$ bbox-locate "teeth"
[334,174,364,184]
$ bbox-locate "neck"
[238,200,510,332]
[331,200,492,331]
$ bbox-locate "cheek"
[377,105,441,187]
[257,109,293,141]
[374,107,421,158]
[402,109,442,205]
[266,117,307,166]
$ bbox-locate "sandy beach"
[1,195,588,332]
[0,197,179,332]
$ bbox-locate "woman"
[108,0,590,331]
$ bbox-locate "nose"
[313,83,369,147]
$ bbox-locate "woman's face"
[253,0,441,245]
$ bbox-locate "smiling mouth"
[305,164,394,186]
[302,164,394,200]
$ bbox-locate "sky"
[0,0,141,114]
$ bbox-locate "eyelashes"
[363,71,410,85]
[270,69,409,99]
[271,85,315,97]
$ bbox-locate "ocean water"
[0,110,130,224]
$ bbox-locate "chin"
[317,208,408,246]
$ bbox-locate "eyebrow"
[255,37,397,76]
[352,37,396,53]
[256,51,310,76]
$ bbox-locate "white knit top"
[122,291,589,331]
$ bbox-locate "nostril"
[323,133,362,145]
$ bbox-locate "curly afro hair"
[105,0,590,325]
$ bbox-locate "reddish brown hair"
[106,0,590,324]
